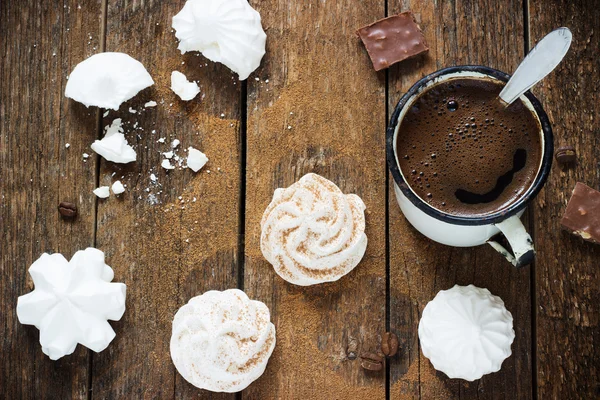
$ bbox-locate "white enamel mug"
[386,66,553,267]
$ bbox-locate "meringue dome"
[260,173,367,286]
[418,284,515,381]
[170,289,276,393]
[65,52,154,110]
[172,0,267,80]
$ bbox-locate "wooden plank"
[92,1,241,398]
[528,1,600,397]
[387,1,533,399]
[0,1,103,398]
[242,0,387,398]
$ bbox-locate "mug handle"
[487,215,535,268]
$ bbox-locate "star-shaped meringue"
[17,248,127,360]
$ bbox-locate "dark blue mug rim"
[386,65,554,226]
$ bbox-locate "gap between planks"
[522,0,538,398]
[88,0,109,399]
[384,0,391,398]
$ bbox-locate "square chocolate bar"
[357,11,429,71]
[561,182,600,244]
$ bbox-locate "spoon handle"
[499,27,572,105]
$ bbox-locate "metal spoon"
[499,27,572,106]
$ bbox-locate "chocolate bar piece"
[561,182,600,244]
[357,11,429,71]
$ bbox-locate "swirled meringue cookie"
[260,173,367,286]
[170,289,276,393]
[172,0,266,80]
[418,285,515,381]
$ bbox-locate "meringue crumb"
[93,186,110,198]
[144,101,157,108]
[65,143,70,148]
[187,147,208,172]
[170,71,200,101]
[111,180,125,194]
[161,159,175,170]
[172,139,180,148]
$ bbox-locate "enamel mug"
[386,66,553,267]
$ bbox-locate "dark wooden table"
[1,1,598,399]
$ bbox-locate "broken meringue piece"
[111,180,125,194]
[93,186,110,198]
[65,52,154,110]
[16,248,127,360]
[91,119,136,164]
[260,173,367,286]
[418,285,515,381]
[162,159,175,170]
[170,71,200,101]
[144,100,157,108]
[172,0,267,80]
[187,147,208,172]
[170,289,275,392]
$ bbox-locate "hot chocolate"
[397,78,542,216]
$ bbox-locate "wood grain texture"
[0,1,103,398]
[92,1,241,398]
[387,1,533,399]
[242,0,387,398]
[4,0,600,398]
[528,1,600,398]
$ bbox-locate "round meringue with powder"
[260,173,368,286]
[170,289,276,393]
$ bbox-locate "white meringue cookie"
[260,173,367,286]
[170,289,276,393]
[172,0,267,80]
[65,52,154,110]
[418,284,515,381]
[91,118,136,164]
[16,248,127,360]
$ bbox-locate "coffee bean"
[555,146,576,164]
[58,202,77,218]
[360,352,383,371]
[381,332,399,357]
